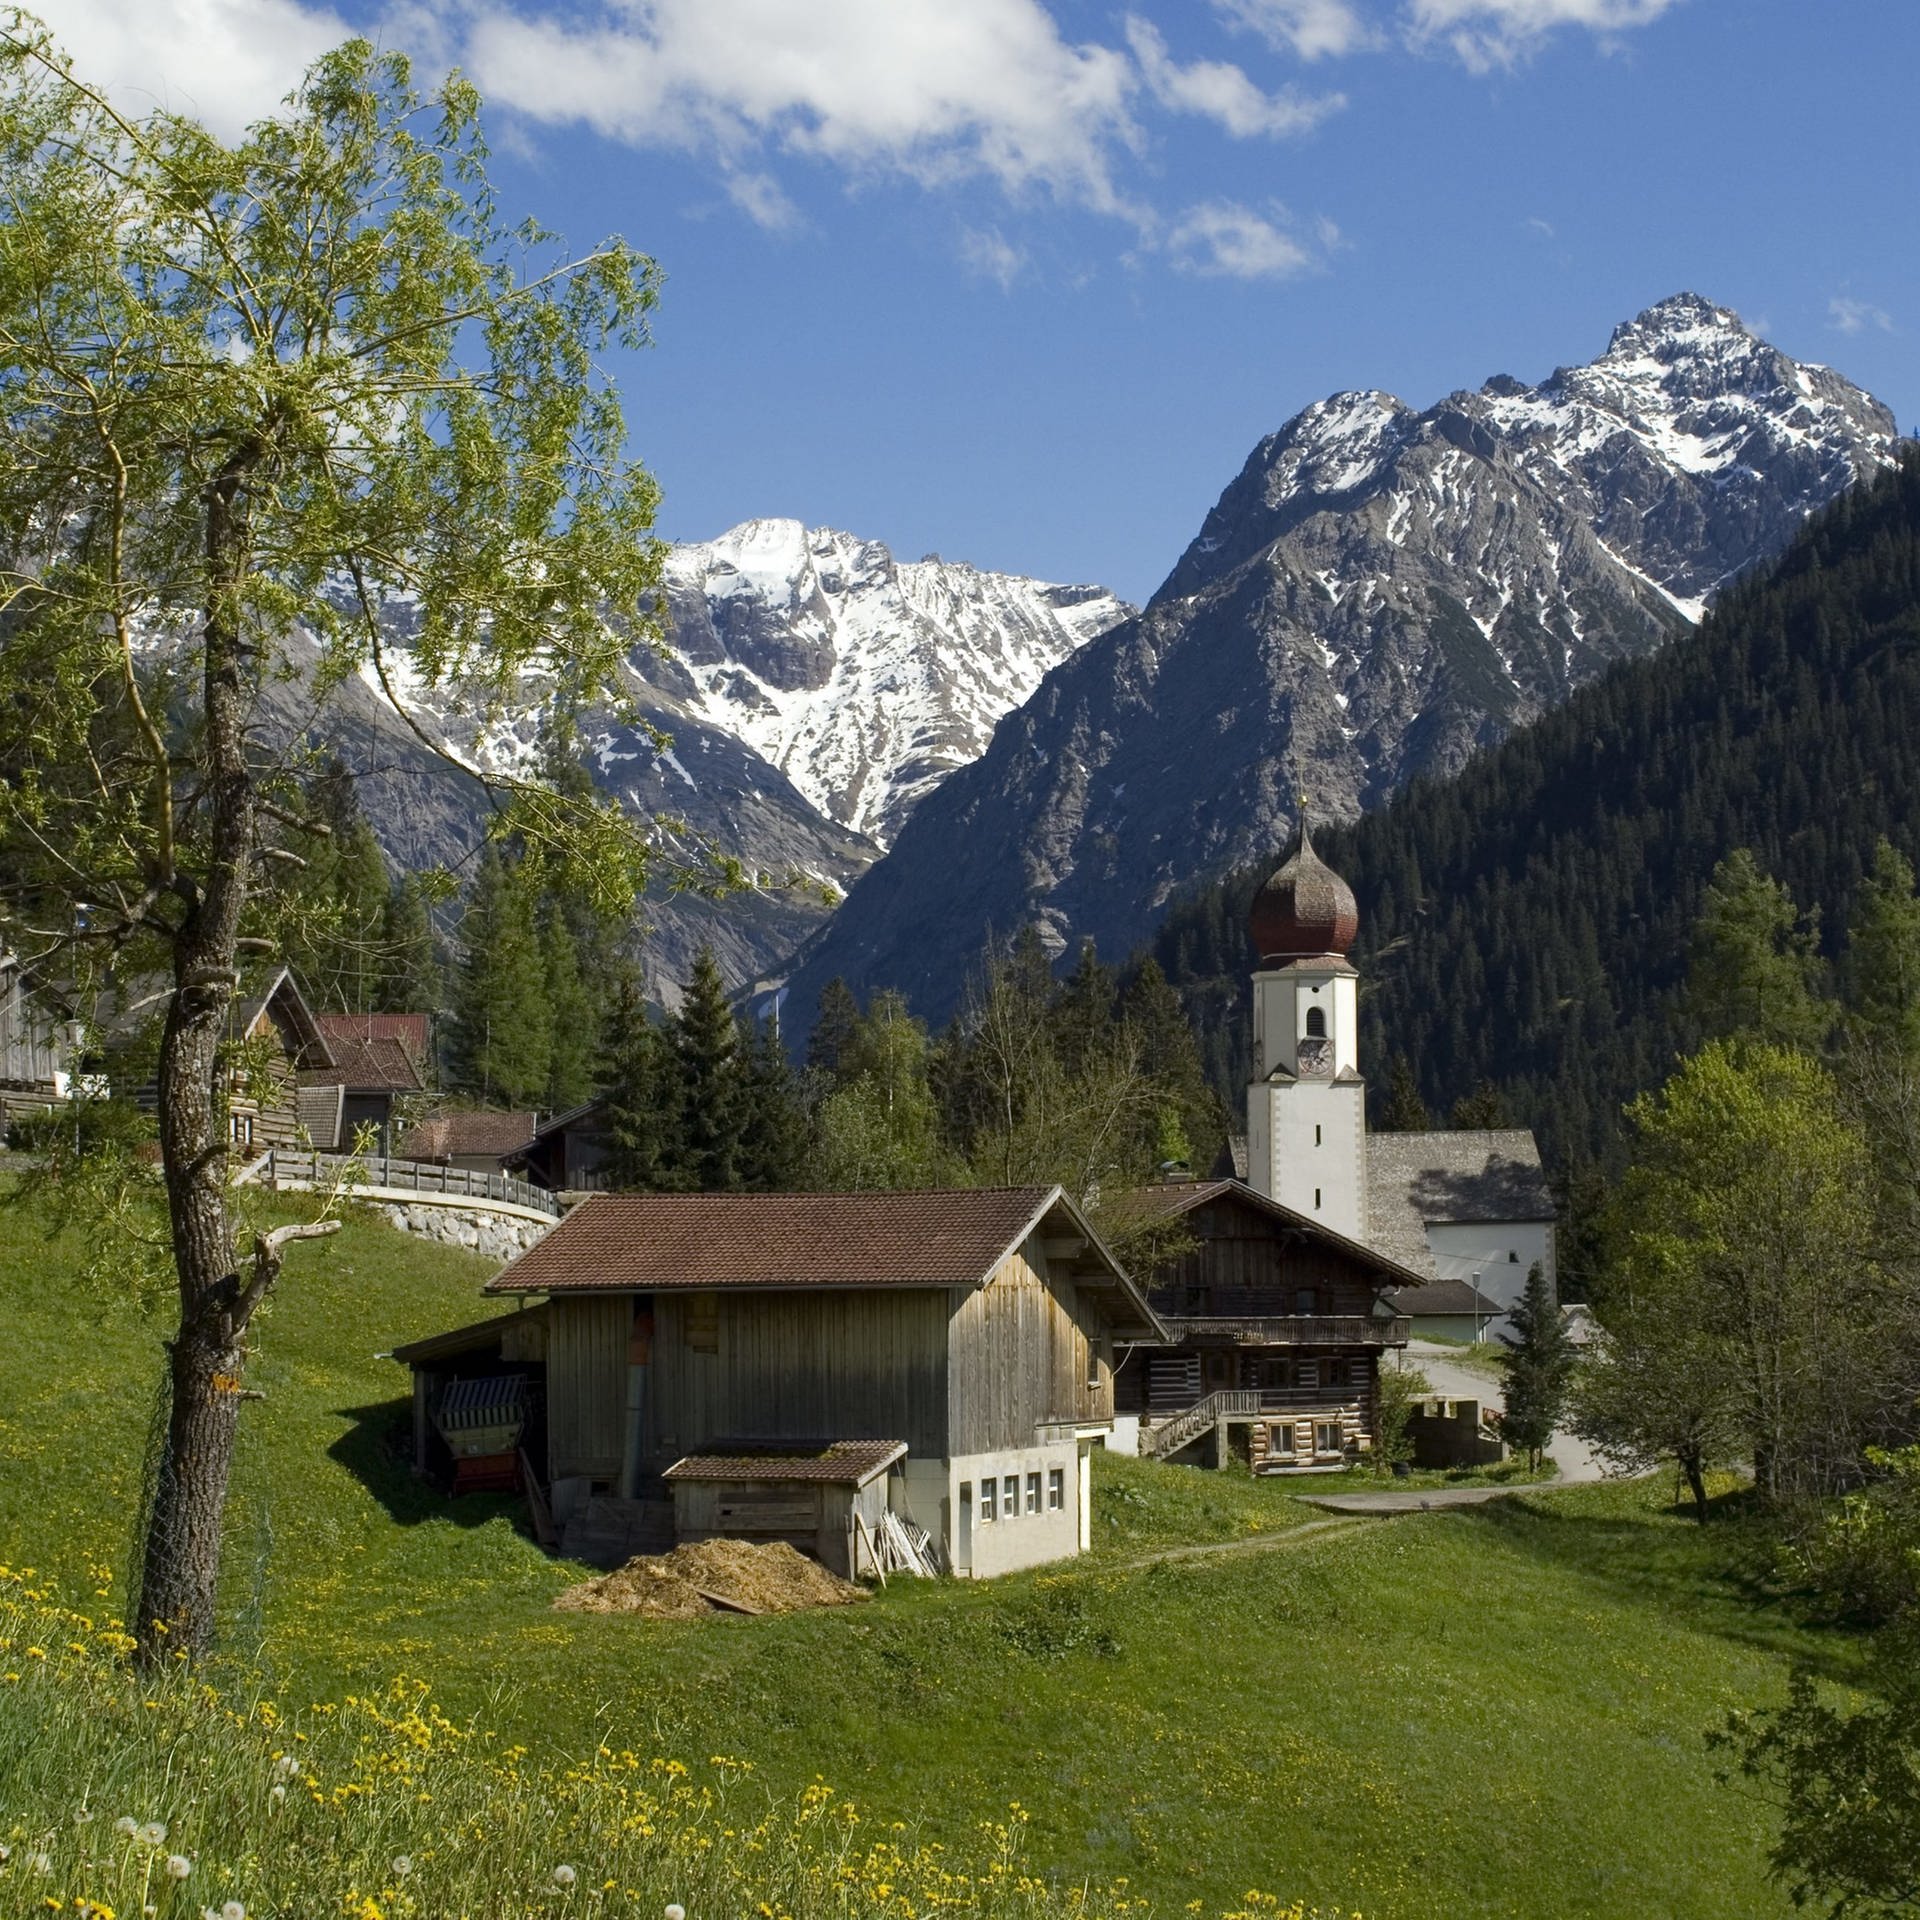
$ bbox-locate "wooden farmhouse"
[397,1108,541,1173]
[0,953,91,1128]
[1118,1178,1415,1469]
[509,1098,613,1192]
[298,1012,429,1155]
[392,1186,1164,1578]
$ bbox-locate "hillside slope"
[778,296,1899,1035]
[1147,451,1920,1162]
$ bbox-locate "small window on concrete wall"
[1026,1472,1041,1514]
[1003,1474,1020,1518]
[980,1478,996,1523]
[1047,1468,1064,1509]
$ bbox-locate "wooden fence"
[263,1148,560,1217]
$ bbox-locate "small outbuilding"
[663,1439,906,1579]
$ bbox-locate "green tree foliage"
[1573,1041,1909,1512]
[815,992,954,1191]
[1688,850,1830,1051]
[1448,1080,1508,1130]
[1374,1360,1433,1474]
[283,761,393,1013]
[805,976,861,1087]
[376,877,441,1017]
[539,904,597,1112]
[598,962,667,1193]
[669,946,743,1192]
[1847,839,1920,1059]
[1498,1262,1573,1473]
[1141,452,1920,1166]
[0,25,672,1659]
[1376,1055,1431,1131]
[734,1011,810,1192]
[448,849,552,1107]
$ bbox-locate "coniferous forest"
[1145,450,1920,1168]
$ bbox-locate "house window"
[1295,1288,1317,1314]
[980,1478,996,1523]
[1261,1357,1291,1390]
[1315,1421,1344,1455]
[1326,1358,1346,1389]
[1026,1472,1041,1514]
[1047,1468,1064,1510]
[1003,1474,1020,1519]
[1304,1006,1327,1038]
[1315,1124,1322,1147]
[1510,1250,1520,1262]
[1314,1187,1322,1210]
[1268,1422,1294,1455]
[230,1112,254,1147]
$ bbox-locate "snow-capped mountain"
[779,296,1903,1034]
[643,520,1131,847]
[285,525,1126,998]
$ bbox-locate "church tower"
[1245,813,1367,1240]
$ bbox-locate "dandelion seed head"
[552,1864,577,1888]
[666,1905,687,1920]
[137,1820,167,1846]
[114,1817,138,1837]
[166,1853,192,1879]
[268,1785,286,1805]
[221,1902,246,1920]
[391,1856,412,1878]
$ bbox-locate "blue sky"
[41,0,1919,603]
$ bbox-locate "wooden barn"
[394,1186,1164,1577]
[1118,1179,1415,1471]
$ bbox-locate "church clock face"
[1296,1036,1333,1077]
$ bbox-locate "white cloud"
[464,0,1146,218]
[726,170,802,231]
[1215,0,1378,60]
[1164,201,1313,278]
[1126,17,1344,137]
[960,226,1029,290]
[31,0,350,140]
[1829,296,1894,336]
[1405,0,1681,69]
[1524,215,1555,238]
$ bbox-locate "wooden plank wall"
[548,1294,632,1479]
[1154,1198,1387,1315]
[647,1288,950,1465]
[946,1245,1112,1456]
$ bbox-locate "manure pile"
[554,1539,867,1618]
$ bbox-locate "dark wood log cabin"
[1117,1179,1415,1471]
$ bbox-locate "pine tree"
[807,976,861,1087]
[735,1011,811,1191]
[1690,850,1831,1052]
[1120,956,1226,1175]
[1377,1055,1431,1131]
[599,962,668,1192]
[448,848,552,1106]
[284,759,392,1013]
[1499,1262,1574,1474]
[541,905,598,1112]
[668,946,744,1191]
[1848,839,1920,1057]
[376,877,441,1017]
[1050,940,1118,1079]
[1449,1080,1507,1129]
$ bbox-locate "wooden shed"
[663,1439,906,1578]
[402,1185,1166,1577]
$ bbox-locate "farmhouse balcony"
[1143,1301,1410,1348]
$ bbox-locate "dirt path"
[1106,1512,1377,1573]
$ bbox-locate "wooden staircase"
[1141,1389,1263,1461]
[560,1495,675,1567]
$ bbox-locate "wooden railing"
[263,1148,559,1217]
[1142,1389,1264,1459]
[1147,1309,1409,1346]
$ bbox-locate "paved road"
[1396,1339,1606,1485]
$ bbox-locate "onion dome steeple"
[1248,809,1358,962]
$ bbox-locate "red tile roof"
[663,1439,907,1487]
[399,1110,540,1161]
[486,1188,1064,1295]
[316,1012,429,1058]
[299,1033,427,1093]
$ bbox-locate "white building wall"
[1252,1079,1367,1240]
[1423,1220,1557,1319]
[941,1441,1082,1578]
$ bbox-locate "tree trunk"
[1681,1447,1709,1524]
[134,460,258,1666]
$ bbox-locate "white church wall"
[1423,1220,1556,1317]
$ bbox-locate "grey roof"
[1383,1279,1504,1319]
[1366,1130,1555,1278]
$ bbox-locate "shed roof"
[663,1439,907,1488]
[1121,1177,1431,1290]
[1365,1131,1555,1277]
[299,1033,427,1093]
[1384,1278,1504,1319]
[389,1304,548,1366]
[483,1186,1164,1339]
[315,1012,429,1058]
[399,1109,541,1161]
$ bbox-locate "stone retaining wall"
[365,1198,554,1264]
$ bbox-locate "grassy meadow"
[0,1185,1869,1919]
